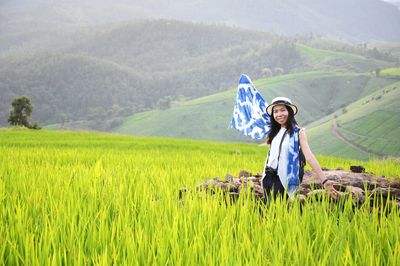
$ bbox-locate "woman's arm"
[299,129,338,198]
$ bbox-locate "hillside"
[297,44,394,73]
[111,71,400,160]
[335,81,400,157]
[304,67,400,156]
[3,20,395,128]
[0,20,303,126]
[0,53,151,129]
[64,20,274,70]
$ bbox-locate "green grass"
[381,68,400,76]
[297,44,364,64]
[296,44,393,72]
[1,129,399,264]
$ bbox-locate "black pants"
[262,172,287,203]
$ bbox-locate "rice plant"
[0,129,399,265]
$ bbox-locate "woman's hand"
[323,180,339,199]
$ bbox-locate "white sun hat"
[266,97,298,116]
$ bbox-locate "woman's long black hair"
[266,105,299,144]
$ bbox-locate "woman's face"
[273,104,289,126]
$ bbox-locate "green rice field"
[1,129,399,265]
[381,68,400,76]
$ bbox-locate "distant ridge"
[1,0,400,42]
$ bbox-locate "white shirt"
[266,127,289,189]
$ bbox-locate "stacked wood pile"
[180,166,400,208]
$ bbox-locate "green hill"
[336,81,400,157]
[297,44,393,73]
[112,71,400,160]
[3,20,395,129]
[0,20,304,126]
[297,78,400,160]
[0,53,151,129]
[65,20,275,69]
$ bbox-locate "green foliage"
[0,129,399,264]
[262,68,273,78]
[157,96,173,110]
[375,68,381,77]
[7,96,40,129]
[0,20,307,128]
[8,96,32,127]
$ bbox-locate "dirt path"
[330,119,385,157]
[338,125,399,142]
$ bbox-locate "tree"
[8,96,40,129]
[262,68,273,78]
[375,68,381,77]
[273,67,284,76]
[58,113,69,128]
[157,96,172,110]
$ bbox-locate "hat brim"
[266,103,298,116]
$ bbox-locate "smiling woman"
[262,97,338,201]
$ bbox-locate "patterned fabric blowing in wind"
[230,74,271,139]
[231,74,300,198]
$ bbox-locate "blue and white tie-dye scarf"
[230,74,271,139]
[231,74,300,195]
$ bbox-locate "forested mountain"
[1,0,399,45]
[0,19,397,128]
[1,0,398,160]
[0,20,304,127]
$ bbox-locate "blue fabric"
[231,74,300,195]
[286,125,300,197]
[230,74,271,139]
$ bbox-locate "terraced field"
[1,129,399,264]
[112,72,399,160]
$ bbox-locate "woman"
[262,97,338,201]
